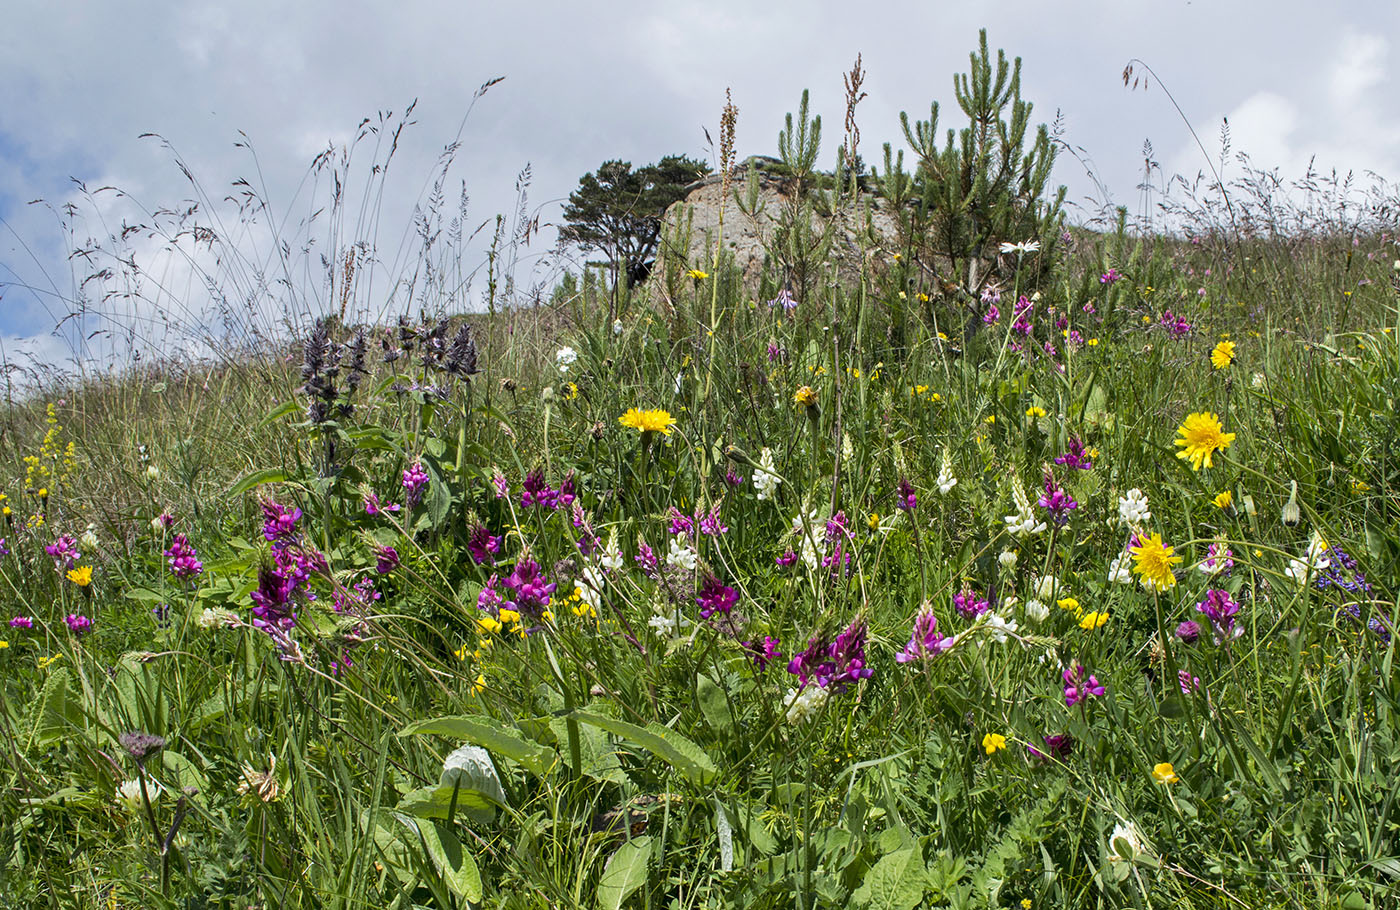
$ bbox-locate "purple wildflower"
[667,508,695,537]
[521,468,557,510]
[1196,588,1242,642]
[895,603,954,663]
[635,540,660,579]
[477,574,504,615]
[251,563,298,631]
[0,538,8,556]
[768,288,798,310]
[164,533,203,579]
[402,462,429,505]
[1029,733,1074,762]
[826,618,874,693]
[374,545,400,575]
[466,525,502,565]
[953,585,990,618]
[504,558,556,618]
[65,613,92,635]
[1159,310,1192,337]
[896,478,917,512]
[46,535,80,570]
[983,303,1000,324]
[261,500,303,548]
[980,286,1002,306]
[9,616,33,629]
[744,635,784,671]
[776,550,799,568]
[364,492,401,516]
[825,511,850,543]
[696,575,739,620]
[1179,669,1202,694]
[724,466,744,487]
[1037,469,1078,526]
[557,472,577,510]
[1099,267,1121,284]
[1053,437,1094,471]
[1062,664,1105,707]
[491,471,509,499]
[1176,620,1201,644]
[698,503,728,537]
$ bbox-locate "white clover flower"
[753,447,781,501]
[1118,488,1151,527]
[998,549,1018,570]
[1032,575,1061,602]
[1251,372,1265,389]
[783,685,829,724]
[1023,599,1050,622]
[80,529,100,551]
[1108,821,1148,864]
[665,539,698,572]
[145,465,161,481]
[983,612,1019,644]
[936,448,958,495]
[612,319,624,336]
[116,778,159,812]
[555,346,579,373]
[198,607,239,629]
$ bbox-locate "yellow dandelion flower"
[982,732,1007,754]
[1025,406,1046,418]
[1152,762,1179,784]
[1213,490,1233,510]
[67,565,93,587]
[619,408,677,436]
[1210,340,1236,370]
[867,512,880,530]
[1175,412,1235,471]
[793,386,817,407]
[687,268,709,280]
[1130,533,1181,591]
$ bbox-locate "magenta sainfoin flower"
[557,472,577,510]
[1030,733,1074,761]
[9,616,33,629]
[744,635,784,671]
[953,585,990,618]
[667,507,694,537]
[65,613,92,635]
[521,468,557,510]
[982,303,1000,324]
[164,533,203,579]
[251,562,298,631]
[477,574,504,614]
[46,534,80,570]
[698,503,728,537]
[1037,469,1078,526]
[787,617,874,693]
[1176,620,1201,644]
[895,603,954,663]
[635,540,660,579]
[333,576,380,614]
[825,511,851,542]
[402,461,429,505]
[505,558,556,618]
[1012,296,1034,336]
[491,471,509,499]
[1159,310,1191,337]
[1062,664,1105,707]
[1053,437,1094,471]
[775,550,799,568]
[466,525,502,564]
[1197,588,1242,641]
[1179,669,1202,694]
[0,537,8,556]
[896,478,917,512]
[261,499,302,548]
[1099,267,1121,284]
[374,545,400,575]
[696,575,739,619]
[363,492,401,516]
[724,466,743,487]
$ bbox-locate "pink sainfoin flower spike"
[402,462,429,505]
[65,614,92,635]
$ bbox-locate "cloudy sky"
[2,1,1397,373]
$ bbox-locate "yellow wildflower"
[1079,611,1110,630]
[1152,762,1179,784]
[1175,412,1235,471]
[687,268,708,280]
[1210,340,1236,370]
[1130,533,1181,592]
[67,565,93,587]
[982,733,1007,755]
[619,408,677,436]
[1213,490,1233,510]
[1025,406,1046,418]
[793,386,817,407]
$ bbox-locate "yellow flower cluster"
[618,408,677,436]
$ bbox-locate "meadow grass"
[2,76,1400,910]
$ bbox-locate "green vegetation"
[2,31,1399,910]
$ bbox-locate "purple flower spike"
[896,603,954,663]
[696,575,738,620]
[402,462,429,505]
[164,533,204,580]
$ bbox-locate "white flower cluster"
[936,448,958,495]
[555,346,579,373]
[1004,474,1046,538]
[1118,488,1151,527]
[666,539,697,571]
[783,685,829,724]
[648,604,691,638]
[577,565,605,611]
[1284,531,1331,584]
[753,447,781,501]
[980,612,1020,645]
[198,607,240,629]
[1107,552,1133,585]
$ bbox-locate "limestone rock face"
[658,157,911,292]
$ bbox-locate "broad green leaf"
[228,467,288,498]
[396,783,496,825]
[852,847,927,910]
[696,674,732,733]
[597,836,652,910]
[399,715,554,776]
[571,711,718,785]
[256,399,300,428]
[418,821,483,901]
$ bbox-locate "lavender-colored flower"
[65,613,92,635]
[0,537,8,556]
[333,576,380,614]
[980,286,1002,306]
[1159,310,1192,337]
[402,462,429,505]
[895,603,954,663]
[164,533,203,579]
[46,534,80,570]
[744,635,784,671]
[768,288,798,310]
[824,511,850,542]
[505,558,556,618]
[1099,267,1121,285]
[982,303,1000,324]
[261,500,302,547]
[724,466,743,487]
[491,471,509,499]
[696,575,739,620]
[477,574,504,615]
[9,616,33,629]
[1317,546,1372,595]
[1198,542,1234,576]
[635,540,660,579]
[1062,664,1105,707]
[118,731,165,763]
[896,478,917,512]
[1175,620,1201,644]
[466,525,502,565]
[1053,437,1094,471]
[1036,469,1078,526]
[698,503,728,537]
[1179,669,1202,694]
[375,545,400,575]
[1196,588,1241,641]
